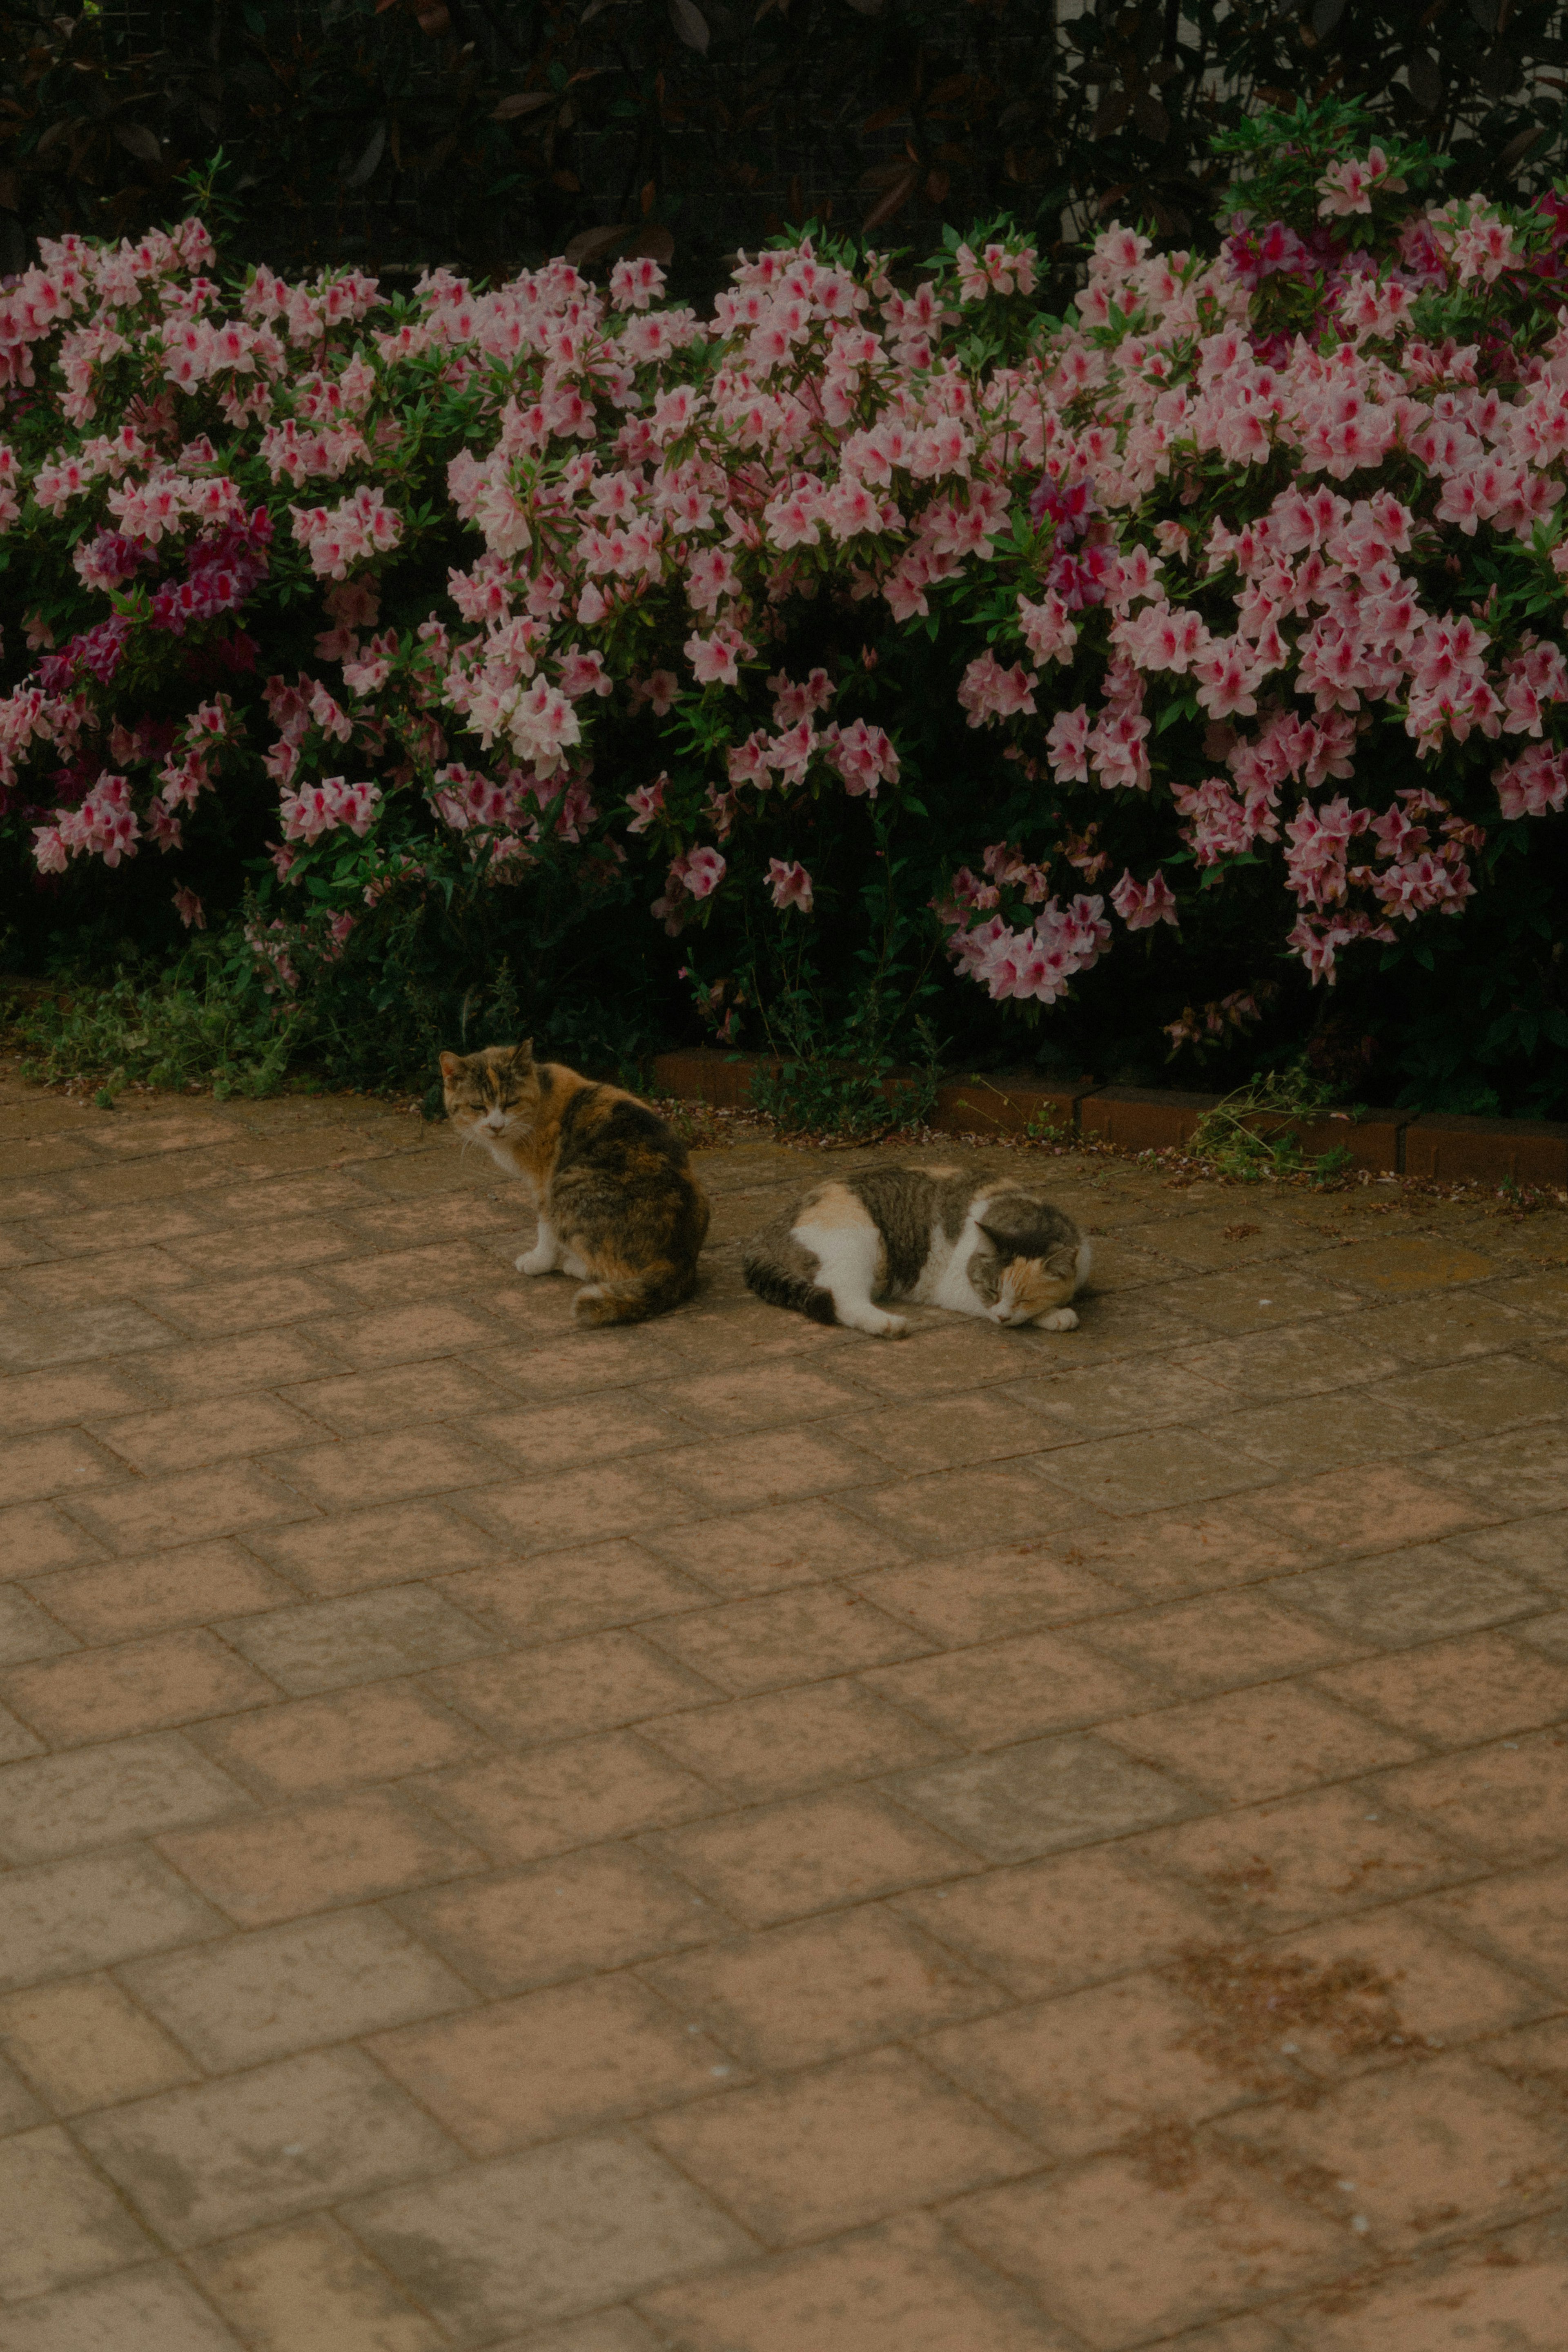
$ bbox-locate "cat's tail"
[574,1259,696,1326]
[742,1251,837,1325]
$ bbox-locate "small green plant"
[750,1023,942,1141]
[1187,1061,1360,1185]
[15,944,310,1099]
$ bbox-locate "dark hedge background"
[3,0,1567,296]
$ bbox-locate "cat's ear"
[510,1040,535,1071]
[438,1051,463,1082]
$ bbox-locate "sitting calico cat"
[440,1043,709,1325]
[744,1164,1089,1338]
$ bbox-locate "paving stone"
[1259,1464,1499,1555]
[646,2047,1039,2245]
[648,1498,911,1596]
[121,1908,474,2069]
[0,1734,253,1863]
[1219,2053,1568,2252]
[490,2316,664,2352]
[1031,1497,1317,1602]
[215,1585,493,1694]
[61,1463,318,1553]
[1278,1543,1548,1649]
[1373,1732,1568,1866]
[644,1788,981,1925]
[0,1851,226,1990]
[134,1329,339,1404]
[430,1632,721,1749]
[0,2127,155,2299]
[0,2265,244,2351]
[0,1302,174,1374]
[0,1429,127,1509]
[1259,1907,1553,2075]
[277,1358,509,1438]
[154,1274,350,1339]
[76,2049,462,2248]
[24,1541,295,1642]
[0,2052,46,2134]
[270,1429,507,1513]
[183,2217,447,2352]
[341,2136,751,2338]
[846,1462,1090,1553]
[642,1905,1007,2070]
[0,1976,199,2113]
[637,2211,1078,2351]
[0,1503,109,1579]
[156,1788,491,1925]
[96,1394,324,1476]
[894,1847,1225,2002]
[1311,1632,1568,1748]
[392,1845,724,1995]
[642,1680,956,1801]
[245,1498,495,1596]
[891,1734,1203,1864]
[0,1364,154,1438]
[0,1630,280,1746]
[1275,2240,1568,2352]
[1104,1683,1423,1807]
[1133,1785,1478,1934]
[190,1683,486,1800]
[416,1735,719,1862]
[1420,1860,1568,1995]
[949,2147,1357,2346]
[1077,1590,1354,1695]
[436,1541,704,1642]
[920,1970,1282,2157]
[641,1585,930,1694]
[459,1464,697,1552]
[367,1973,738,2152]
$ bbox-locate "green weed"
[12,949,309,1100]
[1187,1061,1359,1186]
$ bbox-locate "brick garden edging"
[650,1047,1568,1186]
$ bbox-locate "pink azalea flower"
[626,774,667,834]
[768,857,813,912]
[1110,869,1180,932]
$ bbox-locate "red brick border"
[650,1047,1568,1185]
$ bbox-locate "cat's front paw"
[1034,1306,1079,1331]
[515,1246,555,1275]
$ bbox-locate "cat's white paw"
[1034,1306,1079,1331]
[515,1246,555,1275]
[835,1302,908,1338]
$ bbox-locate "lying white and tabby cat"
[743,1164,1090,1339]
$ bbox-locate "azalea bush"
[4,95,1568,1108]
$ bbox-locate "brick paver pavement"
[2,1065,1568,2350]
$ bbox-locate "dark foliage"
[3,0,1567,296]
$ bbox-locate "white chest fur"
[905,1206,993,1311]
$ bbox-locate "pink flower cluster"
[2,163,1566,1011]
[278,774,383,845]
